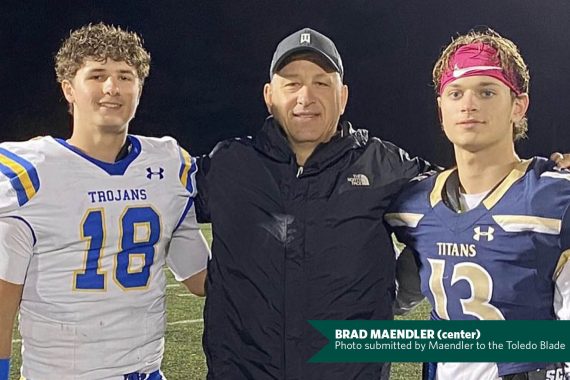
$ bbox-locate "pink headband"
[438,43,521,95]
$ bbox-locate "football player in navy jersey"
[386,29,569,380]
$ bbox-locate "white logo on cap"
[452,64,502,78]
[300,33,311,44]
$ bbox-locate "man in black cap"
[197,27,434,379]
[196,26,570,380]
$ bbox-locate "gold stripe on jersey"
[492,215,561,235]
[0,153,37,201]
[384,212,425,228]
[179,148,192,189]
[429,169,454,207]
[483,160,532,209]
[429,160,532,210]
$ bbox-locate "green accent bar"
[309,320,570,362]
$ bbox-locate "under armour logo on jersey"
[300,33,311,44]
[347,174,370,186]
[146,167,164,180]
[473,226,494,241]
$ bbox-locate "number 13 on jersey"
[73,206,161,291]
[428,258,505,320]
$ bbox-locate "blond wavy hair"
[433,28,530,140]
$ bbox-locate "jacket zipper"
[296,166,304,178]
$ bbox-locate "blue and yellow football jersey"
[0,135,209,380]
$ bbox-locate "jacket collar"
[253,116,367,172]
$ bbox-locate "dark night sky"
[1,0,569,167]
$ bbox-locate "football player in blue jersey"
[0,23,210,380]
[386,29,569,380]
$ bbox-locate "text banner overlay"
[309,320,570,362]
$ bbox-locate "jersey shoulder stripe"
[492,214,561,235]
[0,146,40,206]
[178,147,197,196]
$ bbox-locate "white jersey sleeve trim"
[384,212,424,228]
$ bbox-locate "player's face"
[61,59,141,134]
[438,76,528,154]
[263,59,348,154]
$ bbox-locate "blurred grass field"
[10,224,429,379]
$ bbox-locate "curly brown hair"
[55,22,151,86]
[433,28,530,141]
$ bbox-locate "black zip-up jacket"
[196,117,433,379]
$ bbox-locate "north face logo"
[473,226,494,241]
[146,167,164,180]
[347,174,370,186]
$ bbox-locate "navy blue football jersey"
[386,158,570,322]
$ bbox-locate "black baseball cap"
[269,27,344,79]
